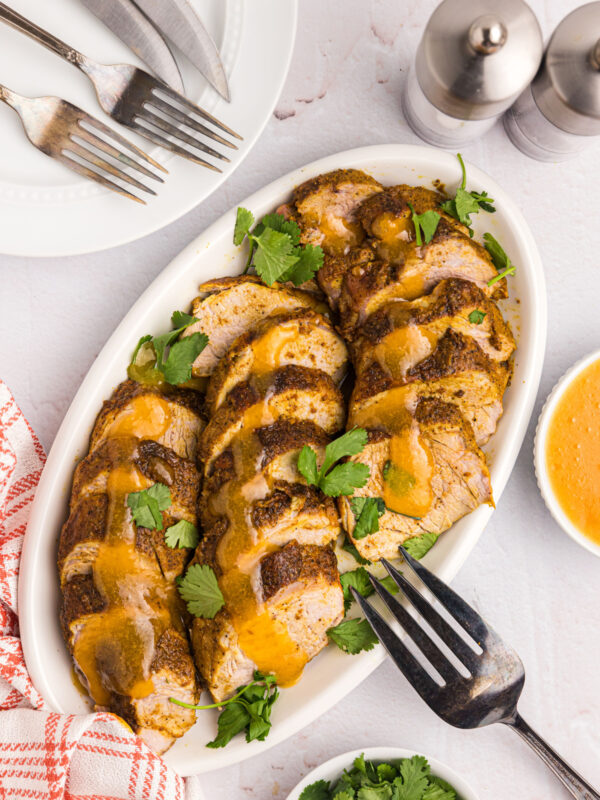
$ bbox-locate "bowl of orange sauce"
[535,350,600,557]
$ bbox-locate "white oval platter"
[19,144,547,776]
[0,0,297,257]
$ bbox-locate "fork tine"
[65,141,156,195]
[147,96,238,150]
[128,118,221,171]
[381,559,481,671]
[349,587,439,698]
[80,114,167,173]
[151,85,243,140]
[75,124,164,183]
[399,548,490,642]
[367,574,462,683]
[139,108,230,162]
[58,153,145,204]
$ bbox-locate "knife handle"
[0,2,90,69]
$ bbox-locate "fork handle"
[506,714,600,799]
[0,2,90,69]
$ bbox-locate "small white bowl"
[286,747,479,800]
[534,348,600,558]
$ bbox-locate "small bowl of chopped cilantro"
[286,747,478,800]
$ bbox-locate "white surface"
[286,747,478,800]
[17,144,546,777]
[534,349,600,558]
[0,0,297,256]
[2,0,600,796]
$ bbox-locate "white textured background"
[2,1,600,797]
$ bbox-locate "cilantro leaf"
[408,204,440,246]
[394,755,430,800]
[164,519,199,549]
[298,445,319,485]
[342,540,372,565]
[483,232,516,287]
[130,334,152,365]
[206,702,250,749]
[204,671,279,748]
[468,309,486,325]
[320,462,370,497]
[260,213,301,245]
[299,781,331,800]
[233,207,254,246]
[162,332,209,384]
[252,226,299,286]
[170,310,198,329]
[178,563,224,619]
[422,776,457,800]
[350,496,385,539]
[281,243,324,285]
[127,482,171,530]
[321,428,369,476]
[340,567,373,612]
[440,153,495,232]
[403,532,439,560]
[327,618,379,654]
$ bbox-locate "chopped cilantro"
[178,563,224,619]
[127,482,171,530]
[164,519,199,549]
[403,532,439,560]
[234,207,324,286]
[327,618,379,654]
[298,428,370,498]
[468,309,486,325]
[349,496,385,539]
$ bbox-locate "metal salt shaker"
[505,2,600,161]
[403,0,543,147]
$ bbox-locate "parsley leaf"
[403,532,439,560]
[483,232,516,287]
[468,309,486,325]
[327,618,379,654]
[408,203,441,246]
[350,496,385,539]
[299,781,331,800]
[162,332,209,384]
[127,482,171,530]
[298,428,370,498]
[129,310,207,387]
[440,153,495,233]
[234,207,323,286]
[164,519,199,549]
[178,563,224,619]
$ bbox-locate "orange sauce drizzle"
[546,359,600,545]
[373,324,437,380]
[251,322,303,375]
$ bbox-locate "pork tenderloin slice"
[292,169,383,256]
[190,542,343,702]
[183,276,327,377]
[339,400,492,561]
[352,277,515,373]
[206,309,348,415]
[201,366,345,469]
[351,328,510,446]
[90,380,205,462]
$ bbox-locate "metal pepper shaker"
[402,0,543,147]
[505,2,600,161]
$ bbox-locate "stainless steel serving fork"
[0,2,241,170]
[0,83,164,202]
[352,548,600,800]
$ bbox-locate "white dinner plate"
[19,144,547,776]
[0,0,297,257]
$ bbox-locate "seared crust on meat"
[260,541,339,601]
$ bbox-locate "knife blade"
[80,0,184,93]
[133,0,230,101]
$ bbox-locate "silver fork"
[351,547,600,800]
[0,83,164,203]
[0,2,241,171]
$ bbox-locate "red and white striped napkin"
[0,381,205,800]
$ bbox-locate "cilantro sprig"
[129,310,208,386]
[298,428,370,497]
[440,153,495,235]
[408,203,441,246]
[178,563,224,619]
[234,207,324,286]
[299,753,458,800]
[170,671,279,749]
[127,483,171,530]
[349,496,385,539]
[483,232,516,286]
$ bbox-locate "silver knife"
[80,0,184,93]
[133,0,230,101]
